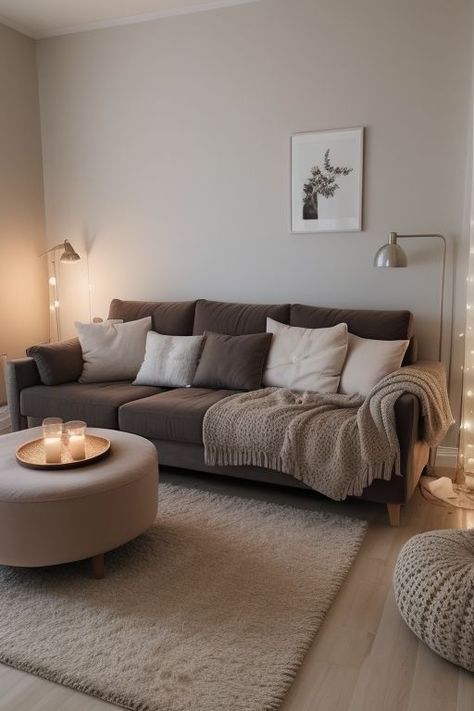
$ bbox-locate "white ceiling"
[0,0,257,38]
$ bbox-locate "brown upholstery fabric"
[6,358,41,431]
[290,303,417,364]
[108,299,196,335]
[193,332,272,390]
[193,299,290,336]
[119,387,238,443]
[21,382,162,429]
[26,338,83,385]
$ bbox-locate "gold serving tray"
[16,434,111,470]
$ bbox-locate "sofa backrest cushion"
[192,299,290,335]
[289,303,417,364]
[108,299,196,336]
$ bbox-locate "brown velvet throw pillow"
[26,338,83,386]
[192,331,273,390]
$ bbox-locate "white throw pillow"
[134,331,204,387]
[339,333,409,397]
[76,317,152,383]
[263,318,348,393]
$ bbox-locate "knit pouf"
[394,529,474,672]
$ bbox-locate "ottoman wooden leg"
[91,553,105,579]
[387,503,401,527]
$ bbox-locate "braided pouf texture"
[394,529,474,672]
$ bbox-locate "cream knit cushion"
[393,529,474,672]
[134,331,204,387]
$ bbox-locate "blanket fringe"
[205,446,400,502]
[205,446,285,473]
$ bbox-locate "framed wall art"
[291,127,364,233]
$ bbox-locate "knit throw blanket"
[203,363,454,501]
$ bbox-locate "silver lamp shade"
[373,232,407,268]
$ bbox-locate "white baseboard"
[435,446,458,470]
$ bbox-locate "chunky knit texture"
[203,362,453,500]
[394,529,474,672]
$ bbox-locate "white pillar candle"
[44,436,62,464]
[68,434,86,460]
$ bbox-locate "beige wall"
[0,23,49,404]
[37,0,473,445]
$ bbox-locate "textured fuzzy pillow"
[339,333,409,396]
[263,318,348,393]
[134,331,204,388]
[76,317,151,383]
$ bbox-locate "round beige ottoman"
[0,427,159,578]
[394,529,474,672]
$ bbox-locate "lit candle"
[44,437,62,463]
[66,421,87,460]
[68,435,86,460]
[42,417,63,464]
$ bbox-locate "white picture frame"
[291,127,364,233]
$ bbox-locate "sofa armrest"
[394,392,421,476]
[6,358,41,431]
[26,338,83,385]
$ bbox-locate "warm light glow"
[54,300,60,308]
[49,276,57,286]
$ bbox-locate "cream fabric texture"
[339,333,409,396]
[394,529,474,672]
[0,427,158,567]
[76,317,151,383]
[134,331,204,387]
[0,483,366,711]
[204,362,453,500]
[263,318,348,392]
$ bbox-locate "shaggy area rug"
[0,484,367,711]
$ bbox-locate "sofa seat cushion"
[119,387,238,444]
[21,382,163,429]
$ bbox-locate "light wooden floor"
[0,468,473,711]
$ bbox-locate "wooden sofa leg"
[387,503,401,527]
[91,553,105,579]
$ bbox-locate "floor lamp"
[41,240,81,342]
[373,231,447,470]
[373,232,447,362]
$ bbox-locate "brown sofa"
[6,298,431,526]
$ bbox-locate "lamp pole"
[392,233,447,363]
[374,232,447,363]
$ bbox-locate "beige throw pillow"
[339,333,409,396]
[263,318,348,393]
[76,317,152,383]
[134,331,204,387]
